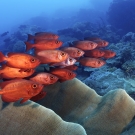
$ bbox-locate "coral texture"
[0,98,86,135]
[38,78,135,135]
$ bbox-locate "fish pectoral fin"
[20,97,30,104]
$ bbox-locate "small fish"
[84,49,105,58]
[0,64,35,79]
[35,50,69,64]
[61,47,84,58]
[102,50,116,59]
[30,72,58,85]
[50,68,76,82]
[27,32,59,41]
[25,39,63,51]
[84,37,109,48]
[1,31,9,37]
[0,79,43,103]
[78,57,106,68]
[0,52,40,69]
[71,40,97,50]
[50,57,76,68]
[90,40,109,48]
[84,37,101,41]
[30,91,47,102]
[63,65,78,71]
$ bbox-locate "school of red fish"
[0,32,116,103]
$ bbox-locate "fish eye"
[30,58,36,63]
[55,40,59,44]
[69,72,73,76]
[69,58,73,62]
[98,61,101,64]
[61,52,66,56]
[77,50,81,54]
[32,84,38,89]
[50,76,54,80]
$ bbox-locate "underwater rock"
[83,68,135,95]
[121,32,135,42]
[0,98,86,135]
[122,60,135,78]
[37,78,135,135]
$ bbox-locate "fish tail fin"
[0,52,5,62]
[24,42,33,51]
[27,34,34,41]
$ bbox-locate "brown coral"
[0,78,135,135]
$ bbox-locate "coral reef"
[1,25,42,53]
[0,78,135,135]
[58,22,120,43]
[75,32,135,96]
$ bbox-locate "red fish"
[84,37,109,48]
[0,79,43,103]
[102,50,116,59]
[78,57,106,68]
[0,64,35,79]
[84,37,101,41]
[0,52,40,69]
[84,49,105,58]
[25,39,63,51]
[50,68,76,82]
[72,40,97,50]
[63,65,78,71]
[61,47,84,58]
[30,72,58,85]
[35,50,69,64]
[27,32,59,41]
[30,91,47,102]
[94,40,109,48]
[50,57,76,68]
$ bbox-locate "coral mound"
[0,78,135,135]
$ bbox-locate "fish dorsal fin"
[35,32,45,35]
[0,81,9,89]
[7,52,16,57]
[0,79,24,89]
